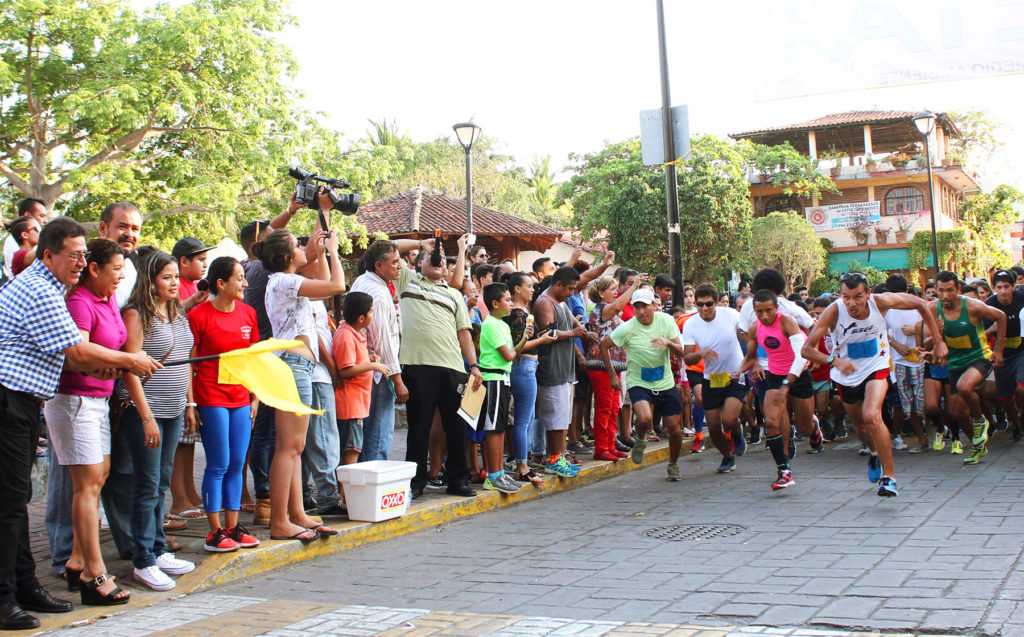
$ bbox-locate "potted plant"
[890,152,910,168]
[874,226,891,245]
[894,214,915,242]
[865,154,879,171]
[850,224,870,246]
[820,146,846,178]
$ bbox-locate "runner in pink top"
[738,290,823,491]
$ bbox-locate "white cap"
[631,288,656,306]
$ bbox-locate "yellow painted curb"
[28,442,672,634]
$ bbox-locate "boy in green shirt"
[477,282,531,493]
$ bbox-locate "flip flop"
[514,470,545,485]
[270,529,319,544]
[307,524,337,537]
[167,508,204,520]
[163,516,188,531]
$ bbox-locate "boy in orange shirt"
[332,292,390,499]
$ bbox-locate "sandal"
[63,566,82,592]
[308,524,338,537]
[164,516,188,531]
[514,470,545,485]
[166,536,184,552]
[80,573,130,606]
[167,508,204,520]
[270,529,319,544]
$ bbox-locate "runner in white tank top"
[801,273,948,498]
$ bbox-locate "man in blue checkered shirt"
[0,217,160,629]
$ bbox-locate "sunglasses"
[695,301,716,308]
[840,272,868,286]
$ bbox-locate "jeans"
[100,426,135,557]
[44,443,73,576]
[510,358,538,463]
[122,407,182,569]
[199,406,252,513]
[587,369,620,455]
[360,375,395,462]
[251,402,276,500]
[403,365,469,489]
[301,382,340,511]
[0,386,42,600]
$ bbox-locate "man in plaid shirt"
[0,217,160,629]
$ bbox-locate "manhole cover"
[642,524,747,541]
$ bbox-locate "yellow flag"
[217,339,323,416]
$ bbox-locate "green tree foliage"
[0,0,378,252]
[948,109,1004,170]
[748,211,826,292]
[740,141,840,216]
[559,136,753,282]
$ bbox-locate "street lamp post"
[453,122,482,237]
[912,112,940,274]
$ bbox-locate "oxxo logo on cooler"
[379,488,407,512]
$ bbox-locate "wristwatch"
[781,378,791,387]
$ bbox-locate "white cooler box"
[337,460,417,522]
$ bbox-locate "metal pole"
[656,0,683,304]
[465,146,474,236]
[923,134,939,273]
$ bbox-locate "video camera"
[288,165,361,215]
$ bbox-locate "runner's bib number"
[708,372,731,388]
[640,366,665,383]
[847,339,879,359]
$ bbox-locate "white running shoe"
[891,436,908,451]
[134,565,175,591]
[155,552,196,575]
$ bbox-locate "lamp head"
[912,112,936,137]
[452,121,481,150]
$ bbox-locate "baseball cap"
[172,237,213,260]
[631,288,656,306]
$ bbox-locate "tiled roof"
[731,110,936,138]
[357,186,561,238]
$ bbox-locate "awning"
[829,248,909,272]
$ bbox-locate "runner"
[933,271,1006,465]
[985,269,1024,442]
[809,296,846,442]
[600,289,685,480]
[884,274,929,453]
[801,272,947,497]
[737,290,819,490]
[682,284,747,473]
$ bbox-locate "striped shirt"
[115,312,195,418]
[350,270,403,377]
[397,268,471,373]
[0,260,82,399]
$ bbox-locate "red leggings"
[587,369,621,455]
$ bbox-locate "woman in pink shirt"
[42,239,131,605]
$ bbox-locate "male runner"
[801,272,947,497]
[682,284,748,473]
[738,290,819,490]
[933,271,1006,465]
[884,274,929,453]
[601,289,685,480]
[985,270,1024,441]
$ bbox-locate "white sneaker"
[134,565,175,591]
[892,436,908,451]
[682,427,695,436]
[155,552,195,575]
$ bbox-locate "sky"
[278,0,1024,190]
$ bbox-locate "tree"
[741,141,840,217]
[948,109,1005,171]
[0,0,326,250]
[559,135,753,281]
[747,211,827,292]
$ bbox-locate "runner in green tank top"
[934,271,1006,465]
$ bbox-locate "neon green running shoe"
[666,463,681,481]
[972,416,989,447]
[962,445,988,465]
[932,431,945,451]
[950,440,963,454]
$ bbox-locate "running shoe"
[690,439,704,454]
[908,443,930,454]
[582,430,595,443]
[205,528,239,553]
[971,416,989,447]
[867,454,882,483]
[566,440,588,454]
[733,430,747,457]
[682,427,696,436]
[858,443,870,456]
[484,474,522,493]
[666,463,681,481]
[833,420,849,441]
[1013,427,1023,442]
[546,455,579,477]
[426,476,447,490]
[631,437,647,464]
[647,431,661,442]
[226,524,260,548]
[951,440,963,454]
[717,456,736,473]
[788,437,796,460]
[891,436,908,451]
[994,415,1009,431]
[748,426,763,445]
[877,476,899,497]
[614,440,632,453]
[807,424,824,454]
[932,431,946,451]
[616,435,634,449]
[771,470,795,491]
[962,445,988,465]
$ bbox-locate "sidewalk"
[25,424,674,634]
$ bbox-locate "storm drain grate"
[642,523,747,541]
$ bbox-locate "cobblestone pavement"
[41,429,1024,636]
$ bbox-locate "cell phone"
[196,278,210,292]
[466,233,476,245]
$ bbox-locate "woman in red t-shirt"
[188,256,261,553]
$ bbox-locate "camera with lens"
[288,165,361,215]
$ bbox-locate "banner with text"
[805,201,882,231]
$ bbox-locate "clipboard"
[457,381,487,428]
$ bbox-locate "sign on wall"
[805,201,882,231]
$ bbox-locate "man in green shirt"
[600,289,686,481]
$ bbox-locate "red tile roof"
[731,110,953,138]
[357,186,562,239]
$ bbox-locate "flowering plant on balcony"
[894,213,919,232]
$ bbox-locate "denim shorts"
[281,352,315,407]
[337,418,363,452]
